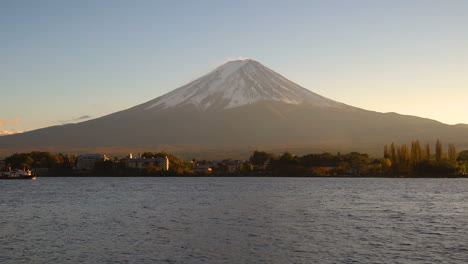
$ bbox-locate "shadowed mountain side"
[1,101,468,157]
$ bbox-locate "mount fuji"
[1,59,468,157]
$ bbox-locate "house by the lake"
[125,153,169,171]
[76,154,110,170]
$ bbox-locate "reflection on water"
[1,177,468,263]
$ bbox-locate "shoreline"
[36,174,468,178]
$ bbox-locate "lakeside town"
[1,140,468,177]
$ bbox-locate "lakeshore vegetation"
[1,140,468,177]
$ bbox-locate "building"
[76,154,110,170]
[226,160,244,173]
[254,159,271,171]
[125,154,169,171]
[0,159,5,171]
[194,164,212,174]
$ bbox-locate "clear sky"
[2,0,468,134]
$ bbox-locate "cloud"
[59,115,93,124]
[224,56,251,63]
[8,118,21,125]
[0,130,24,136]
[0,118,21,127]
[205,56,253,76]
[75,115,92,121]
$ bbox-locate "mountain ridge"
[1,59,467,158]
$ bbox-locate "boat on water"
[0,170,36,180]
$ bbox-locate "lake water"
[1,177,468,263]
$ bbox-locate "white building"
[76,154,110,170]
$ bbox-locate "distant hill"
[1,59,467,158]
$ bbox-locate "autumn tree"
[250,150,276,165]
[411,140,422,165]
[399,144,410,165]
[384,145,389,159]
[141,152,155,158]
[458,150,468,161]
[448,144,457,161]
[423,143,431,160]
[279,152,298,164]
[435,139,443,162]
[390,143,396,164]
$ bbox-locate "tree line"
[249,150,374,176]
[3,151,76,176]
[383,139,468,175]
[2,145,468,177]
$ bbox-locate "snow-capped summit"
[146,59,346,111]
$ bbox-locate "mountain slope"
[1,59,468,157]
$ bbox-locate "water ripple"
[1,177,468,263]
